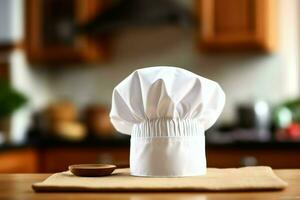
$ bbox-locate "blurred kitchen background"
[0,0,300,173]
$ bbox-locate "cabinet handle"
[240,156,258,167]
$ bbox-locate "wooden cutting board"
[33,166,287,192]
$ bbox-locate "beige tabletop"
[1,169,300,200]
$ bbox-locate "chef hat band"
[131,118,204,137]
[130,118,206,177]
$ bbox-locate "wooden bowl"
[69,164,116,177]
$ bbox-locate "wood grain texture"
[207,148,300,168]
[0,148,38,173]
[0,170,299,199]
[40,147,129,173]
[197,0,277,52]
[25,0,108,64]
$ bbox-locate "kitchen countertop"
[1,169,299,200]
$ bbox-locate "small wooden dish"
[69,164,117,177]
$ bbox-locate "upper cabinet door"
[25,0,109,65]
[197,0,277,52]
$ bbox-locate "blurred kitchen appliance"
[237,101,271,141]
[273,98,300,141]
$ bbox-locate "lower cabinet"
[207,148,300,168]
[33,146,300,172]
[0,146,300,173]
[0,148,38,173]
[39,147,130,173]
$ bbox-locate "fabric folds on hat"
[110,66,225,177]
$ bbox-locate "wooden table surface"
[0,169,299,200]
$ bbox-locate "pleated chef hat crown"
[110,66,225,177]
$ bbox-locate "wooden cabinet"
[0,148,38,173]
[207,148,300,168]
[25,0,108,64]
[27,146,300,172]
[0,147,129,173]
[0,61,9,80]
[197,0,277,52]
[39,147,129,173]
[1,144,299,173]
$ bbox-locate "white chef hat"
[110,66,225,177]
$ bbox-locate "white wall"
[5,0,300,142]
[0,0,23,43]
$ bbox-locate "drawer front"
[40,147,129,173]
[0,148,38,173]
[207,148,300,168]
